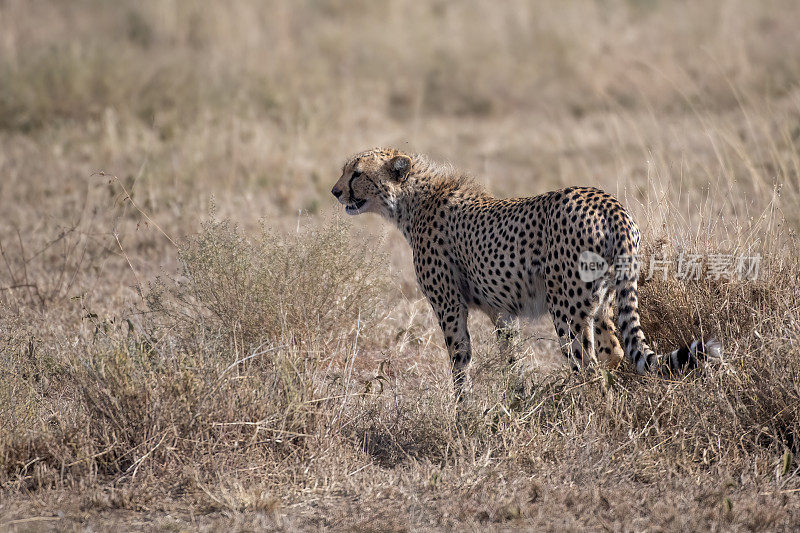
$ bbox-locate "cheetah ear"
[389,155,412,181]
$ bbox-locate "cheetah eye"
[352,170,362,178]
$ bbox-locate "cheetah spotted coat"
[331,148,720,396]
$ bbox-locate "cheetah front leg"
[413,253,472,400]
[432,299,472,401]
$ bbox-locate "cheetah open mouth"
[345,197,367,214]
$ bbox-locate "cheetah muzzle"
[345,197,367,215]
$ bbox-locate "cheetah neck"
[390,173,492,241]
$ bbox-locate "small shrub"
[148,216,388,351]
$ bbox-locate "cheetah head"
[331,148,412,217]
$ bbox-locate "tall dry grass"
[1,0,799,530]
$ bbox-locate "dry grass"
[147,215,387,349]
[1,0,800,530]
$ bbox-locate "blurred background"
[2,1,799,221]
[2,2,800,527]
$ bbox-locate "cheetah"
[331,148,721,397]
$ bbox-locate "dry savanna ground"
[1,1,800,531]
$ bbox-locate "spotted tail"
[614,276,722,375]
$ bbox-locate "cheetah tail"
[664,338,723,373]
[615,277,723,374]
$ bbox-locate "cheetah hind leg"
[572,280,622,371]
[584,281,623,369]
[550,281,614,372]
[594,301,624,369]
[546,289,583,371]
